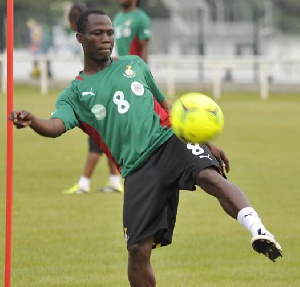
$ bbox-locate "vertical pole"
[260,59,269,100]
[5,0,14,286]
[198,8,205,81]
[212,61,222,100]
[253,6,261,83]
[40,57,48,95]
[167,58,175,99]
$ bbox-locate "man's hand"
[9,110,34,128]
[206,142,230,173]
[9,110,66,138]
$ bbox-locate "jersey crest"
[123,65,136,78]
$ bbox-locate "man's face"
[78,13,114,63]
[119,0,135,9]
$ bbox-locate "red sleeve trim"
[76,75,84,81]
[153,97,171,128]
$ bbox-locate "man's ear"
[76,33,83,44]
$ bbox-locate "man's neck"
[122,5,137,13]
[83,58,112,75]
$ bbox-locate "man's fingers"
[16,123,26,129]
[9,111,31,128]
[220,153,230,173]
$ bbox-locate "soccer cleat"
[100,184,124,194]
[62,184,90,195]
[251,230,282,262]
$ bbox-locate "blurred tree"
[274,0,300,34]
[85,0,118,17]
[140,0,169,18]
[1,0,300,50]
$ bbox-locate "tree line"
[0,0,300,51]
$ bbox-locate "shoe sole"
[101,188,119,193]
[62,190,90,195]
[251,235,282,262]
[100,186,123,193]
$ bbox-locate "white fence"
[1,53,300,99]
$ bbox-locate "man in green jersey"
[10,10,282,286]
[113,0,151,62]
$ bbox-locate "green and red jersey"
[113,9,151,56]
[51,56,173,177]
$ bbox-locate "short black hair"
[77,9,108,33]
[68,3,87,23]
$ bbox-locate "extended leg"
[196,168,282,262]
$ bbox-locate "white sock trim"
[109,174,121,188]
[237,207,258,224]
[78,176,91,191]
[237,207,268,237]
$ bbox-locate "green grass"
[1,86,300,286]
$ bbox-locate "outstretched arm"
[9,110,66,138]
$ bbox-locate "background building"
[1,0,300,94]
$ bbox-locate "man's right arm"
[9,110,66,138]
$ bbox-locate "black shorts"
[88,136,103,154]
[123,134,224,249]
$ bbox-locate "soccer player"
[113,0,151,62]
[63,3,123,194]
[10,10,282,286]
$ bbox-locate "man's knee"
[127,237,156,286]
[128,237,153,264]
[196,167,226,196]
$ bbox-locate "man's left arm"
[138,39,150,63]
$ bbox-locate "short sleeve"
[50,87,79,130]
[138,12,151,40]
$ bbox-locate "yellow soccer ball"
[170,93,224,143]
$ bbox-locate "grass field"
[1,85,300,286]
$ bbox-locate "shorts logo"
[131,81,144,96]
[91,104,106,120]
[123,66,136,78]
[199,154,212,160]
[123,227,129,242]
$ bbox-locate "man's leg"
[128,236,156,287]
[62,151,101,194]
[196,168,282,262]
[83,151,101,178]
[196,168,250,218]
[100,158,123,193]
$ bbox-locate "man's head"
[119,0,140,10]
[76,10,114,63]
[68,3,87,31]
